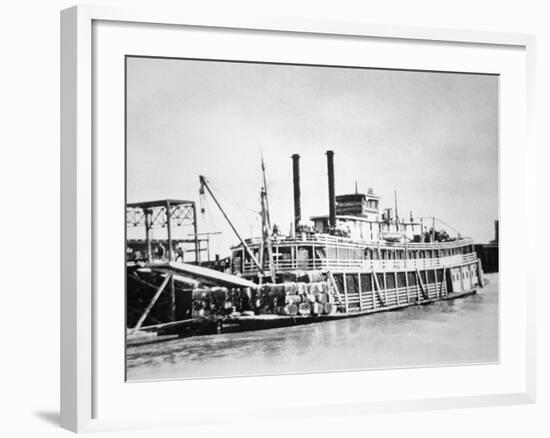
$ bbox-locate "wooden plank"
[441,268,447,297]
[477,259,484,288]
[343,272,349,313]
[357,273,363,311]
[166,201,173,261]
[326,271,344,306]
[394,272,399,305]
[148,261,257,288]
[372,270,386,307]
[371,274,376,308]
[132,274,171,332]
[131,271,199,288]
[382,272,389,306]
[416,269,428,300]
[169,275,175,322]
[405,270,410,303]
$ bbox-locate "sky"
[126,57,498,257]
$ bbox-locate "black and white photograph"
[125,56,499,381]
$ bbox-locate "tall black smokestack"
[291,154,301,232]
[326,150,336,233]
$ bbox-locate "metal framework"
[126,199,200,263]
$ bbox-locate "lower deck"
[127,259,483,339]
[151,287,478,338]
[328,261,481,313]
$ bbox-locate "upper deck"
[231,232,476,277]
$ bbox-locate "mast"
[260,158,275,280]
[261,153,271,230]
[199,175,265,274]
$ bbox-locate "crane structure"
[126,199,201,264]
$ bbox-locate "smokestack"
[291,154,301,232]
[326,150,336,232]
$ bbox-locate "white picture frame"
[60,5,536,433]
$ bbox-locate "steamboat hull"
[153,288,477,338]
[139,253,482,338]
[127,242,483,340]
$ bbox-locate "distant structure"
[126,199,201,264]
[475,220,499,273]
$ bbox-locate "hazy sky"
[126,57,498,257]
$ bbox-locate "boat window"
[407,272,417,285]
[296,246,312,270]
[232,254,242,273]
[427,270,436,284]
[360,273,372,292]
[315,248,326,260]
[385,273,396,289]
[376,273,384,288]
[346,274,359,294]
[419,270,428,284]
[278,246,292,261]
[397,272,406,288]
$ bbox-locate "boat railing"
[241,252,478,275]
[237,234,474,251]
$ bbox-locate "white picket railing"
[241,252,478,274]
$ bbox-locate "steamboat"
[126,150,484,338]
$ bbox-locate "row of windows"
[337,269,444,293]
[236,244,474,263]
[365,245,474,260]
[451,268,475,282]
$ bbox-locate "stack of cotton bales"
[255,281,335,316]
[192,287,255,317]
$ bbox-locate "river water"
[126,273,499,381]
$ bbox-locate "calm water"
[126,274,499,381]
